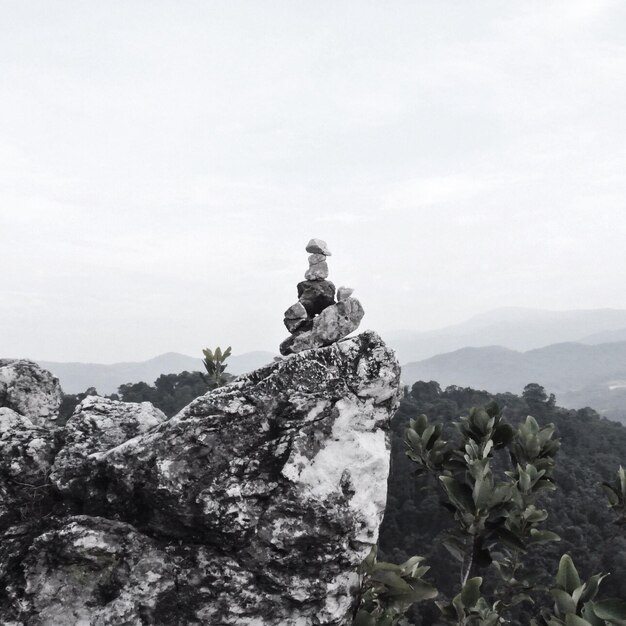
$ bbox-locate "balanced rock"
[0,359,62,426]
[337,286,354,301]
[283,297,365,355]
[283,301,309,333]
[305,238,331,256]
[0,332,400,625]
[297,279,336,317]
[304,253,329,281]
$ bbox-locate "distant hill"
[580,327,626,344]
[387,307,626,363]
[39,351,277,394]
[401,340,626,423]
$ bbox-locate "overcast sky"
[2,0,626,362]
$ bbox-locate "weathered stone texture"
[0,331,399,625]
[0,359,62,426]
[51,396,167,497]
[0,408,56,528]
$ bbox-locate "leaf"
[556,555,581,594]
[565,615,594,626]
[582,602,609,626]
[460,577,482,609]
[361,546,377,572]
[442,536,466,562]
[619,466,626,500]
[370,570,413,593]
[353,610,377,626]
[601,483,620,506]
[551,589,577,615]
[406,427,423,448]
[528,529,561,544]
[485,400,500,418]
[524,506,549,523]
[421,424,436,448]
[572,584,587,607]
[493,423,514,448]
[439,476,475,514]
[593,598,626,622]
[482,438,494,458]
[580,574,608,604]
[399,555,425,576]
[405,580,439,602]
[492,527,526,551]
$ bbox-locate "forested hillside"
[379,382,626,624]
[401,342,626,423]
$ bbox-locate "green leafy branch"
[353,546,437,626]
[201,345,231,387]
[404,403,561,622]
[531,554,626,626]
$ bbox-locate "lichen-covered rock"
[0,408,56,529]
[0,332,399,625]
[0,359,62,426]
[22,516,179,626]
[51,396,167,497]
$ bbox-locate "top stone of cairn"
[305,238,331,256]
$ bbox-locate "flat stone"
[304,260,329,280]
[284,302,308,320]
[284,301,311,333]
[284,316,313,333]
[297,280,335,316]
[308,253,326,265]
[305,238,331,256]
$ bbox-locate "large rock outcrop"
[0,331,400,625]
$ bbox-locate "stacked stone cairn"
[280,238,365,355]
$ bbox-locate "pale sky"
[2,0,626,362]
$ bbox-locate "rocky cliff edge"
[0,331,400,626]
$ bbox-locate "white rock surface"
[0,359,62,426]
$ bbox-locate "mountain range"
[38,351,276,395]
[401,341,626,423]
[386,306,626,363]
[35,307,626,421]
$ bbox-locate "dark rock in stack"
[280,239,365,356]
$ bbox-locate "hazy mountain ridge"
[401,339,626,423]
[388,306,626,363]
[38,351,277,394]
